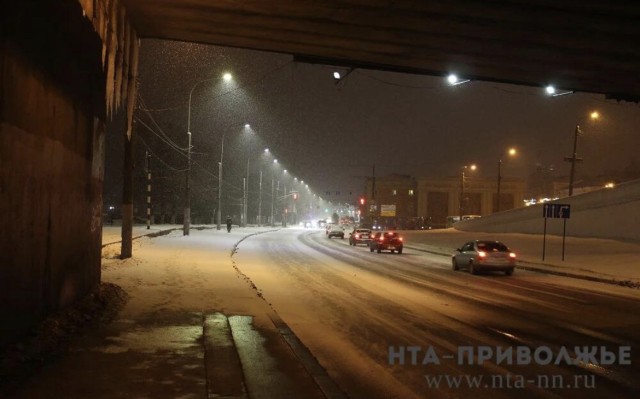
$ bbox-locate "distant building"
[359,174,526,229]
[417,176,526,228]
[361,174,417,229]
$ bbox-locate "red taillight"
[509,252,516,258]
[399,237,403,241]
[355,234,360,239]
[477,251,487,258]
[379,237,384,242]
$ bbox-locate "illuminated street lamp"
[185,72,233,235]
[271,159,278,227]
[447,73,470,86]
[497,147,517,212]
[217,123,250,230]
[460,164,477,221]
[565,111,600,196]
[257,148,270,226]
[241,123,255,228]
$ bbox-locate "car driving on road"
[452,240,516,276]
[327,225,345,239]
[369,231,403,254]
[349,228,372,246]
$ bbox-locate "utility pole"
[270,178,275,227]
[258,170,262,226]
[564,124,583,196]
[244,158,250,227]
[371,163,376,200]
[121,115,135,259]
[459,169,465,221]
[217,136,224,230]
[496,159,502,213]
[283,185,287,227]
[146,151,151,229]
[242,177,246,227]
[184,131,191,235]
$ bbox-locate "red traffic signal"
[359,197,365,205]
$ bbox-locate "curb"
[230,229,349,399]
[404,245,640,289]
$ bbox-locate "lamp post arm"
[187,77,219,135]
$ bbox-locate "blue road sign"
[542,203,571,219]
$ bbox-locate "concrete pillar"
[0,0,108,346]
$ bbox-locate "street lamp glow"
[264,148,269,153]
[545,85,556,95]
[469,164,477,171]
[283,169,287,173]
[273,159,278,164]
[447,73,470,86]
[333,71,341,80]
[244,123,251,128]
[590,111,600,120]
[508,147,517,156]
[223,72,232,81]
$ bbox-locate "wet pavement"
[8,226,337,399]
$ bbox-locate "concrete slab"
[203,313,247,399]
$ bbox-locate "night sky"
[104,39,640,208]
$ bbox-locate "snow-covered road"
[235,227,640,399]
[15,226,639,399]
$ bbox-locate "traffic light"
[359,197,365,205]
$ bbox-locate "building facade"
[360,174,526,229]
[416,176,526,228]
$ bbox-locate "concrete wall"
[0,1,106,347]
[455,179,640,242]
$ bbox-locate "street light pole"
[217,135,224,230]
[496,159,502,213]
[185,73,233,234]
[184,131,191,235]
[459,164,476,221]
[459,169,465,221]
[566,124,582,196]
[258,170,263,226]
[244,158,250,227]
[496,148,516,213]
[271,177,275,227]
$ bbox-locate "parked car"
[327,225,345,239]
[452,240,516,276]
[369,231,403,254]
[349,228,372,246]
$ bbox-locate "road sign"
[380,204,396,217]
[542,203,571,219]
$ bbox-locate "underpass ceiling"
[121,0,640,101]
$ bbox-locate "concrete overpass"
[2,0,639,346]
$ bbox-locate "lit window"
[409,189,414,196]
[392,189,397,196]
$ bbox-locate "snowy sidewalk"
[101,223,277,246]
[12,226,337,399]
[401,229,640,287]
